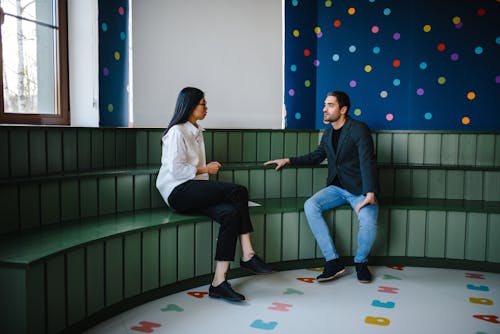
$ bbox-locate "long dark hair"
[162,87,205,139]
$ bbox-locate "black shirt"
[330,126,343,187]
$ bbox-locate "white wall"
[68,0,99,127]
[132,0,283,129]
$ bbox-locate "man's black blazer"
[289,117,379,196]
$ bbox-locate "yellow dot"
[452,16,461,24]
[462,116,470,125]
[108,104,114,112]
[364,65,372,72]
[437,76,446,85]
[314,27,321,34]
[354,108,362,116]
[423,24,432,32]
[114,51,120,61]
[466,91,476,100]
[304,80,311,87]
[293,29,300,37]
[348,7,356,15]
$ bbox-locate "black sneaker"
[240,254,276,274]
[316,259,346,282]
[355,262,372,283]
[209,281,245,302]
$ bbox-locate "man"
[265,90,379,283]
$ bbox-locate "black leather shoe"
[209,281,245,302]
[240,254,276,274]
[355,262,372,283]
[316,259,346,282]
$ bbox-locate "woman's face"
[189,97,208,123]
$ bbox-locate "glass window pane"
[2,0,56,115]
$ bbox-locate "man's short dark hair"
[327,91,351,113]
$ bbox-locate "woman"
[156,87,275,302]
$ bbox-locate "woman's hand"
[204,161,221,175]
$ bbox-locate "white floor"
[85,266,500,334]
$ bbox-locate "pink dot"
[288,89,295,96]
[393,32,400,40]
[386,114,394,121]
[349,80,357,88]
[371,26,380,34]
[416,88,425,96]
[118,7,125,15]
[313,60,320,67]
[316,32,323,38]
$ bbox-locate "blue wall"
[285,0,500,130]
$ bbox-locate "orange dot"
[467,91,476,100]
[348,7,356,15]
[462,117,470,125]
[334,19,342,28]
[437,43,446,52]
[392,59,401,67]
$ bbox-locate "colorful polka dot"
[437,43,446,52]
[293,30,300,37]
[120,32,126,40]
[114,52,121,61]
[354,109,362,116]
[419,62,428,70]
[424,112,432,120]
[371,26,380,34]
[496,37,500,45]
[349,45,357,53]
[452,16,461,24]
[304,80,311,87]
[386,113,394,121]
[314,27,321,34]
[393,32,401,40]
[477,8,486,16]
[462,117,470,125]
[313,60,320,67]
[496,75,500,84]
[292,0,299,6]
[416,88,425,96]
[438,76,447,85]
[101,23,108,32]
[295,112,302,120]
[304,49,311,56]
[423,25,432,32]
[466,91,476,100]
[392,59,401,67]
[383,8,391,16]
[118,7,125,16]
[393,79,401,86]
[103,67,109,76]
[450,53,459,61]
[108,104,114,112]
[380,90,388,98]
[334,20,342,28]
[348,7,356,15]
[332,54,340,61]
[290,65,297,72]
[474,46,483,55]
[349,80,357,88]
[454,22,463,29]
[373,46,381,54]
[364,65,373,72]
[325,1,332,7]
[288,89,295,96]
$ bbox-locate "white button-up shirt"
[156,122,208,206]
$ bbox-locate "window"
[0,0,68,125]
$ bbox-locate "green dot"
[354,108,362,116]
[304,80,311,87]
[437,76,446,85]
[108,104,114,112]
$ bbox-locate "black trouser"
[168,180,254,261]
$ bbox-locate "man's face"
[323,95,343,123]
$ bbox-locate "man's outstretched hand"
[264,158,290,170]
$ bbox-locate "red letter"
[130,321,161,333]
[268,302,293,312]
[473,315,499,324]
[377,286,399,294]
[187,291,208,299]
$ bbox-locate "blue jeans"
[304,186,378,263]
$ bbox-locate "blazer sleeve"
[289,130,328,165]
[354,123,379,195]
